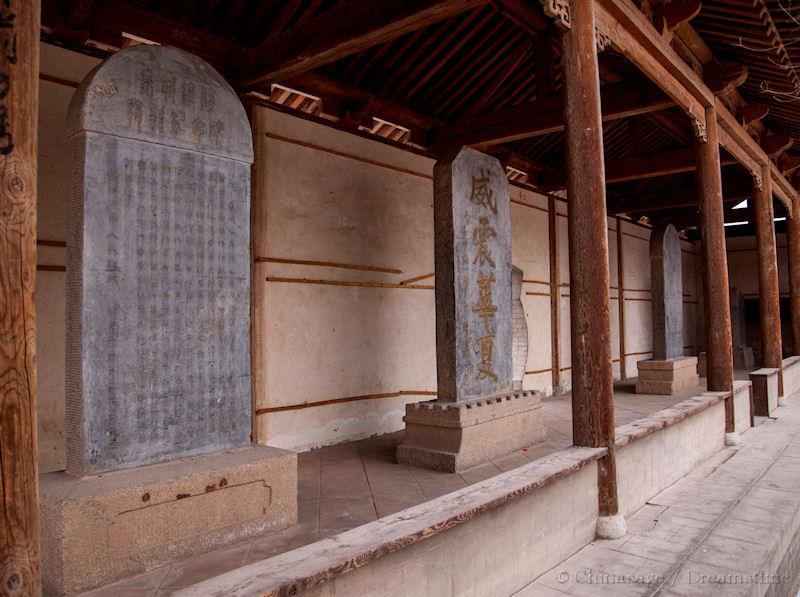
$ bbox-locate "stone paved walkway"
[517,390,800,597]
[77,380,702,596]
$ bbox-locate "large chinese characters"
[472,211,498,380]
[431,147,512,403]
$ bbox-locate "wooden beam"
[561,0,621,524]
[67,0,240,68]
[231,0,489,89]
[543,147,737,189]
[431,81,674,148]
[608,180,753,215]
[703,62,748,95]
[1,1,42,595]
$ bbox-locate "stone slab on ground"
[41,445,297,596]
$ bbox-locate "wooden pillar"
[246,101,269,444]
[548,196,561,392]
[0,0,42,594]
[561,0,620,525]
[753,167,782,370]
[787,195,800,356]
[617,219,626,380]
[696,108,734,431]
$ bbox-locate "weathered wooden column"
[561,0,624,539]
[788,194,800,357]
[695,108,736,444]
[753,166,783,394]
[0,0,42,594]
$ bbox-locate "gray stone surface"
[511,265,528,391]
[433,147,512,402]
[650,223,684,361]
[65,45,254,475]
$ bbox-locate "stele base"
[636,357,699,395]
[40,444,297,596]
[396,390,545,473]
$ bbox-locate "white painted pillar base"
[724,431,741,446]
[596,513,627,540]
[778,394,788,407]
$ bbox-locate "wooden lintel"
[543,147,736,190]
[231,0,489,89]
[703,62,748,95]
[431,81,674,148]
[608,180,752,215]
[761,133,794,158]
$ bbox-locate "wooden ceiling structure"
[40,0,800,238]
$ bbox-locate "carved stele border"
[691,118,708,143]
[540,0,571,30]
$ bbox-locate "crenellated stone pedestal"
[397,391,544,472]
[636,357,700,395]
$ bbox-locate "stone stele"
[637,223,698,395]
[397,147,543,472]
[40,45,296,595]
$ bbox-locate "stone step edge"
[174,446,606,597]
[615,381,751,449]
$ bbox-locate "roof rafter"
[230,0,491,89]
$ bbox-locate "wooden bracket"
[539,0,570,30]
[691,118,707,143]
[652,0,701,34]
[738,103,769,127]
[703,62,748,95]
[761,133,793,157]
[780,155,800,177]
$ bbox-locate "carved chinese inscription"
[433,147,512,402]
[65,45,254,475]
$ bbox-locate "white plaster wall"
[34,42,700,462]
[727,233,790,299]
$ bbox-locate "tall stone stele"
[397,147,544,472]
[636,223,699,395]
[39,45,297,596]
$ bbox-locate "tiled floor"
[80,379,706,596]
[518,387,800,597]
